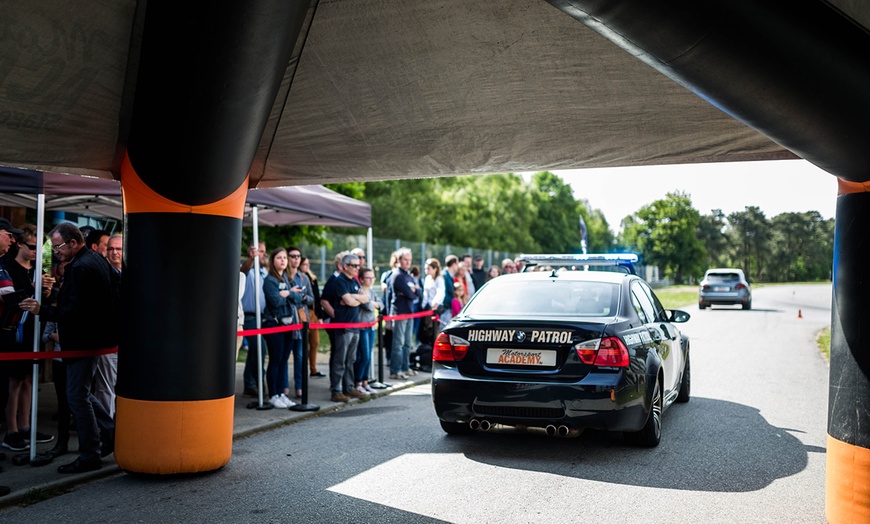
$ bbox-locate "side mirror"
[665,309,691,323]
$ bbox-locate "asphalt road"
[0,284,832,523]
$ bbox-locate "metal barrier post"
[369,313,389,389]
[290,321,320,412]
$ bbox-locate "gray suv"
[698,268,752,310]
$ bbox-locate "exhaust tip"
[545,425,557,436]
[469,419,481,431]
[557,425,570,437]
[479,420,492,431]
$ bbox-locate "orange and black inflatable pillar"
[114,2,310,474]
[826,180,870,522]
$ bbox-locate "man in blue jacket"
[389,248,421,379]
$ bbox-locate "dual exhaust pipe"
[546,424,581,438]
[468,418,492,431]
[468,419,579,437]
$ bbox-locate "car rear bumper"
[699,292,750,305]
[432,366,650,432]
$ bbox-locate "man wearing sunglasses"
[20,222,117,474]
[327,253,369,402]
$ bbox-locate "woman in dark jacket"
[262,248,303,409]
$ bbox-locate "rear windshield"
[463,280,620,318]
[706,273,741,282]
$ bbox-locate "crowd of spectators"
[238,242,525,407]
[0,219,122,491]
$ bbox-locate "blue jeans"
[264,332,293,398]
[330,330,359,393]
[242,315,267,391]
[66,356,113,461]
[285,337,303,395]
[354,328,375,383]
[390,318,413,374]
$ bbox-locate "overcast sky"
[539,159,838,234]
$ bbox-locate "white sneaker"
[270,394,287,408]
[356,386,370,396]
[363,384,376,394]
[280,393,296,407]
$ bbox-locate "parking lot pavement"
[0,358,430,507]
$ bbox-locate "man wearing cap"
[20,222,117,474]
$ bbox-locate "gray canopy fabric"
[0,167,125,219]
[0,166,371,228]
[244,185,371,228]
[9,0,869,188]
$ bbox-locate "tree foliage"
[347,172,613,254]
[619,191,704,284]
[317,173,834,285]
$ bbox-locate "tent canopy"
[0,167,371,228]
[2,1,867,187]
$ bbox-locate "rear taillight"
[701,285,711,291]
[433,333,470,362]
[734,283,746,290]
[574,337,629,367]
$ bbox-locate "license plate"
[486,348,557,366]
[713,286,729,292]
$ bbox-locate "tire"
[676,354,690,403]
[440,420,474,436]
[625,378,662,447]
[698,302,707,310]
[742,300,752,310]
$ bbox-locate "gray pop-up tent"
[0,165,372,449]
[0,167,372,229]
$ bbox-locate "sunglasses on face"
[346,263,360,268]
[288,253,301,258]
[22,243,38,250]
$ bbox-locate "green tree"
[697,209,729,270]
[623,191,705,284]
[727,206,770,281]
[768,211,833,282]
[435,174,539,252]
[529,171,582,252]
[579,204,615,253]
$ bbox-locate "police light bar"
[517,253,639,274]
[518,253,638,264]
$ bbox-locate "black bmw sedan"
[432,254,690,447]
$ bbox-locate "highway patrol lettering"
[529,330,572,344]
[468,329,516,342]
[468,329,571,344]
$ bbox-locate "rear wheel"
[742,300,752,310]
[440,420,474,436]
[698,302,707,310]
[676,354,691,403]
[625,378,662,447]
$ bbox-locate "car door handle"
[648,328,662,342]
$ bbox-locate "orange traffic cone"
[798,309,803,318]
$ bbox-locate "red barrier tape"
[0,346,118,361]
[0,309,444,356]
[238,309,438,337]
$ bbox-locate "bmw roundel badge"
[515,331,526,343]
